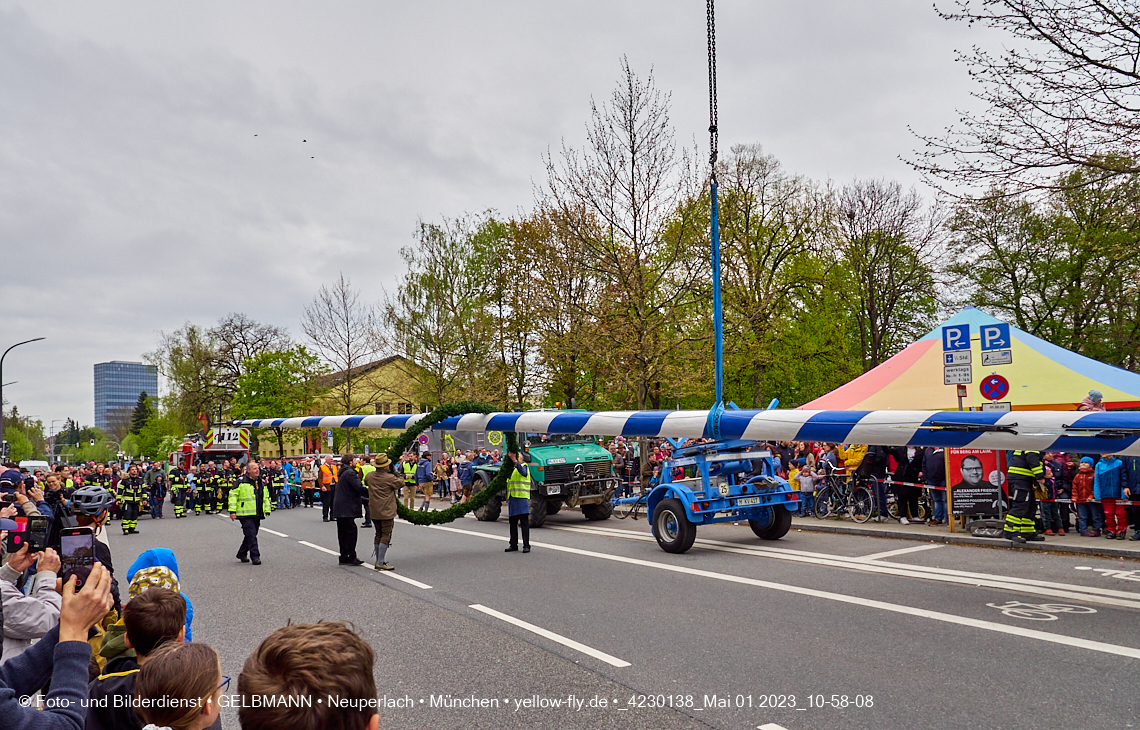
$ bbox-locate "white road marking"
[758,724,790,730]
[469,603,631,668]
[260,527,289,538]
[548,524,1140,608]
[858,544,944,561]
[296,540,432,589]
[428,524,1140,660]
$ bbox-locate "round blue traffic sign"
[980,374,1010,401]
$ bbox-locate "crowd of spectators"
[0,462,386,730]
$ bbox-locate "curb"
[791,521,1140,561]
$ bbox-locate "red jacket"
[1071,469,1095,502]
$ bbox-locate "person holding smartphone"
[0,560,114,730]
[0,533,62,663]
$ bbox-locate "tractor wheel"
[546,499,562,515]
[528,492,548,528]
[653,498,697,553]
[581,501,614,521]
[473,475,501,522]
[749,505,792,540]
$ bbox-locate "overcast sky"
[0,0,996,430]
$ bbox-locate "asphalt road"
[110,504,1140,730]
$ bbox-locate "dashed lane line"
[426,523,1140,661]
[468,604,631,668]
[295,540,432,589]
[857,543,945,561]
[260,527,289,538]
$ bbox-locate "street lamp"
[0,337,45,448]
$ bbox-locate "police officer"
[1004,450,1045,544]
[118,464,144,535]
[230,460,272,565]
[170,465,189,518]
[504,448,531,553]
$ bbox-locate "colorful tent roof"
[801,308,1140,411]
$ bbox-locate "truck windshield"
[527,433,597,446]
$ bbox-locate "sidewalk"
[790,515,1140,560]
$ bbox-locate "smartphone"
[3,516,28,553]
[3,515,49,553]
[59,527,96,589]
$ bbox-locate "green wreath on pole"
[386,401,519,526]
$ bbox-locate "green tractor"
[472,432,618,528]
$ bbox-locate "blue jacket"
[0,626,90,730]
[1093,456,1124,500]
[415,458,434,484]
[457,461,474,485]
[1123,456,1140,496]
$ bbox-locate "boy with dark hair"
[87,587,187,730]
[238,622,379,730]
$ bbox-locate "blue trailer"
[613,439,799,553]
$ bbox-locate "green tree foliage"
[230,347,327,457]
[948,171,1140,371]
[129,392,153,435]
[2,407,47,459]
[3,427,33,462]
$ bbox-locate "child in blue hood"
[127,548,194,639]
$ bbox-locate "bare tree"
[834,180,944,369]
[544,57,705,412]
[912,0,1140,193]
[301,274,383,415]
[211,313,291,397]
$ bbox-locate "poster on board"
[947,448,1006,517]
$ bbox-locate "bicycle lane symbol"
[987,601,1097,621]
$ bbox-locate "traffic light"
[1,440,9,458]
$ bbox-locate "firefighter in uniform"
[118,464,144,535]
[201,464,217,514]
[170,465,189,518]
[504,448,532,553]
[401,454,417,510]
[1004,450,1045,544]
[87,465,116,520]
[230,460,273,565]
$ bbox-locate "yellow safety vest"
[402,462,417,484]
[506,466,531,500]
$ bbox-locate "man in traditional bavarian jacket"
[118,464,145,535]
[1004,450,1045,545]
[230,460,273,565]
[170,465,189,518]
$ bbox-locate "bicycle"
[813,462,875,523]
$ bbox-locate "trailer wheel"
[529,492,548,528]
[473,474,501,522]
[581,501,613,521]
[749,505,792,540]
[653,498,697,553]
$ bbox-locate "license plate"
[737,496,760,506]
[546,485,561,495]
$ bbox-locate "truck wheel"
[529,493,548,528]
[473,475,501,522]
[653,498,696,553]
[546,499,562,515]
[749,505,792,540]
[581,501,613,521]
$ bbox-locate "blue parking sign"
[980,323,1011,351]
[942,325,970,351]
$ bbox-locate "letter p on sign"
[981,324,1011,351]
[942,325,970,351]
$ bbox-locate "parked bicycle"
[813,462,875,523]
